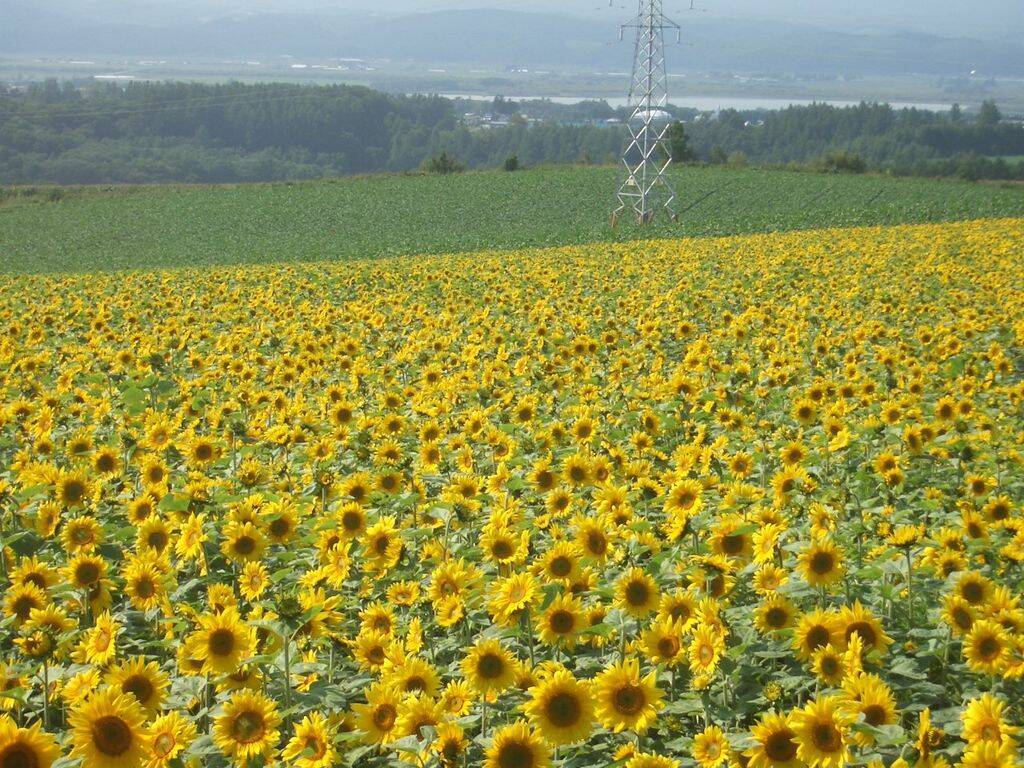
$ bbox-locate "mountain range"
[2,5,1022,77]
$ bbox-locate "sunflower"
[220,521,267,564]
[845,678,898,746]
[433,722,468,767]
[352,630,394,672]
[709,514,754,560]
[62,515,102,552]
[790,696,853,768]
[147,710,197,768]
[462,639,516,696]
[0,716,61,768]
[484,720,550,768]
[363,517,403,573]
[963,620,1009,675]
[191,608,255,675]
[106,657,169,718]
[282,712,336,768]
[837,601,892,656]
[810,645,846,687]
[658,590,698,631]
[689,623,725,676]
[538,594,585,648]
[593,657,663,734]
[961,693,1016,746]
[798,539,845,589]
[754,594,798,634]
[522,668,594,746]
[385,655,441,699]
[67,552,107,591]
[4,583,48,627]
[439,680,475,717]
[488,572,539,626]
[69,688,152,768]
[80,612,120,666]
[958,741,1018,768]
[747,712,801,768]
[615,568,660,619]
[575,514,614,562]
[352,683,402,744]
[693,725,730,768]
[540,542,582,584]
[56,470,92,508]
[123,559,166,612]
[640,617,687,667]
[213,689,281,764]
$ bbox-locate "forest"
[1,80,1022,184]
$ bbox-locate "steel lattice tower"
[613,0,680,226]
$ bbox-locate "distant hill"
[2,6,1023,77]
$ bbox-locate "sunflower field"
[0,217,1023,768]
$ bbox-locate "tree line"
[1,80,1022,184]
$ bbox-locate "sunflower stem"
[905,549,914,630]
[41,659,50,729]
[283,634,293,727]
[481,699,488,739]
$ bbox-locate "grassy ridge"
[2,166,1023,273]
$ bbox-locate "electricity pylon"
[612,0,680,226]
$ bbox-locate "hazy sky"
[36,0,1024,38]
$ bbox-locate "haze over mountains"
[2,1,1023,77]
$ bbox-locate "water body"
[433,93,952,112]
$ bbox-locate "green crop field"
[1,166,1022,273]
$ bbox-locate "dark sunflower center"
[810,551,835,575]
[342,511,363,532]
[0,742,40,768]
[586,532,607,555]
[863,705,887,727]
[812,723,841,752]
[477,653,505,680]
[269,519,289,537]
[612,684,645,716]
[978,636,1001,660]
[63,480,86,503]
[845,622,877,647]
[134,577,156,599]
[497,742,535,768]
[657,636,681,658]
[625,581,650,607]
[209,628,236,657]
[372,704,396,731]
[230,711,266,744]
[92,715,133,756]
[123,674,155,705]
[765,607,789,629]
[961,582,984,604]
[546,692,582,728]
[76,562,100,586]
[549,557,572,578]
[764,729,798,762]
[721,534,745,555]
[492,540,513,559]
[548,610,575,635]
[234,536,256,556]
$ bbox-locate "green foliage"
[667,122,696,163]
[1,166,1022,274]
[814,151,868,174]
[3,83,1024,185]
[422,151,464,175]
[503,155,520,172]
